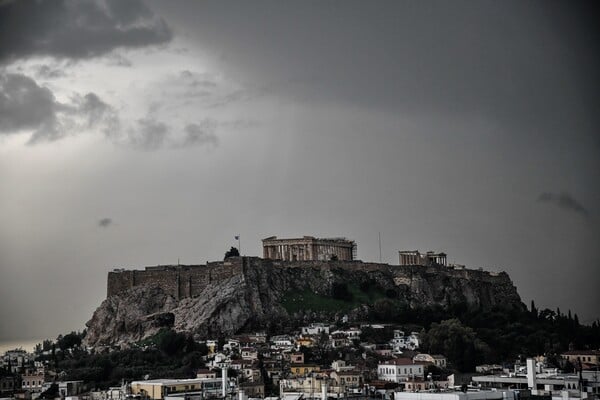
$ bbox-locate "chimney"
[222,368,228,398]
[526,359,537,392]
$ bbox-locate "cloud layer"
[0,0,172,62]
[0,72,221,149]
[538,192,589,217]
[0,72,118,143]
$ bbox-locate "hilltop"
[84,257,523,348]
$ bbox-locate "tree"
[156,330,187,356]
[58,332,82,351]
[224,247,240,259]
[530,300,538,318]
[372,298,397,321]
[421,318,488,372]
[332,282,352,302]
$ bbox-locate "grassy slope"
[280,283,387,313]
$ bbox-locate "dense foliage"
[224,247,240,259]
[416,303,600,372]
[34,330,208,389]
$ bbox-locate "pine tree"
[530,300,538,318]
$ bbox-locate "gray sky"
[0,0,599,343]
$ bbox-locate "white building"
[271,335,294,349]
[378,358,425,383]
[302,323,331,336]
[390,330,420,351]
[330,328,362,340]
[472,358,600,397]
[394,390,519,400]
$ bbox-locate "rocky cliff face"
[84,258,523,348]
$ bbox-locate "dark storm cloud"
[163,1,599,144]
[0,72,119,143]
[0,73,57,135]
[537,192,589,217]
[0,0,172,62]
[182,121,218,147]
[98,218,112,228]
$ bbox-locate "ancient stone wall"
[107,260,243,298]
[106,256,513,301]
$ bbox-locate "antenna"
[378,232,382,263]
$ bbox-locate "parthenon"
[262,236,356,261]
[399,250,447,266]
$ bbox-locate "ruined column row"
[262,236,355,261]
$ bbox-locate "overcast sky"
[1,0,598,343]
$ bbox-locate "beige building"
[330,370,364,388]
[561,350,600,366]
[20,372,45,392]
[399,250,447,266]
[262,236,356,261]
[131,378,220,400]
[413,353,447,368]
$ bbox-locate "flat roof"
[131,378,217,385]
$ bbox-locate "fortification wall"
[107,260,243,298]
[107,256,508,299]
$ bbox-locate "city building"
[130,378,226,400]
[413,353,447,369]
[472,359,600,397]
[302,323,331,336]
[394,390,528,400]
[262,236,356,261]
[561,350,600,367]
[390,330,420,351]
[377,358,425,383]
[20,371,45,392]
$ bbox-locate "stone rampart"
[107,260,243,298]
[107,256,510,300]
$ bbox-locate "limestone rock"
[84,258,523,347]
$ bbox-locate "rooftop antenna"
[378,232,382,263]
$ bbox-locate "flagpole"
[238,235,241,255]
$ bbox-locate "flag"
[234,235,239,240]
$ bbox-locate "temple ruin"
[262,236,357,261]
[399,250,447,266]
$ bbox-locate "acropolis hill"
[86,256,523,348]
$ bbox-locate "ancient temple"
[399,250,447,266]
[262,236,356,261]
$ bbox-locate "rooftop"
[380,358,419,366]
